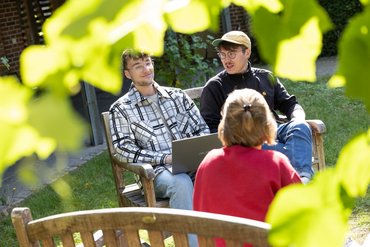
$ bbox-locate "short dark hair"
[121,49,150,70]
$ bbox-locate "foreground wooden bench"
[12,207,271,247]
[102,86,326,208]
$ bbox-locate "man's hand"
[165,155,172,164]
[290,105,306,121]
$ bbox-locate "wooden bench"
[101,86,326,208]
[12,207,270,247]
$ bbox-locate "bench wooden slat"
[12,207,271,247]
[80,231,96,246]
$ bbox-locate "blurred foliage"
[252,0,333,81]
[328,4,370,111]
[247,0,363,62]
[0,0,369,247]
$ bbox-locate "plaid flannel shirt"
[109,82,210,175]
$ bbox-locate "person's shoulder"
[199,147,225,165]
[109,92,131,110]
[204,70,227,88]
[211,70,228,81]
[160,85,185,95]
[251,66,279,85]
[251,66,273,76]
[156,85,188,100]
[269,150,292,165]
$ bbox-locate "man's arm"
[200,81,225,133]
[290,104,306,121]
[273,77,304,120]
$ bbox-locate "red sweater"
[193,145,301,222]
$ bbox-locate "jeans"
[263,119,314,179]
[154,170,197,247]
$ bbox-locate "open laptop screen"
[171,133,222,174]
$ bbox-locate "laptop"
[170,133,222,174]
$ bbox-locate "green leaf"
[20,45,71,89]
[75,37,123,93]
[166,1,210,33]
[329,7,370,112]
[134,22,167,55]
[0,76,32,123]
[36,0,169,94]
[0,77,57,178]
[275,17,321,81]
[252,0,332,81]
[44,0,131,41]
[336,130,370,198]
[267,169,350,247]
[28,93,87,152]
[361,0,369,6]
[233,0,283,14]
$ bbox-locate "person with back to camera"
[200,30,314,183]
[109,49,209,215]
[194,88,301,225]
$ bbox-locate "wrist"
[164,155,172,164]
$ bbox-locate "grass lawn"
[0,78,369,246]
[283,78,370,244]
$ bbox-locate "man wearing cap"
[200,30,313,183]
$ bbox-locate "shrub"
[318,0,363,56]
[154,30,219,89]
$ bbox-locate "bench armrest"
[306,119,326,134]
[112,154,155,180]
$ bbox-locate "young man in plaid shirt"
[109,50,209,212]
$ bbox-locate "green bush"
[244,1,363,63]
[318,0,363,56]
[154,30,219,89]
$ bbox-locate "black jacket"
[200,62,301,132]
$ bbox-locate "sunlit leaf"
[40,0,169,94]
[135,23,167,55]
[233,0,283,14]
[166,1,210,33]
[44,0,130,41]
[267,169,351,247]
[252,0,332,81]
[361,0,369,6]
[0,77,57,177]
[0,76,32,124]
[52,178,75,211]
[199,0,226,31]
[35,138,57,159]
[333,7,370,111]
[328,74,346,88]
[0,125,34,175]
[52,179,72,199]
[72,35,122,93]
[20,45,72,89]
[275,17,321,81]
[27,93,87,151]
[18,161,39,186]
[336,130,370,198]
[0,77,33,177]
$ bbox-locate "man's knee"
[288,119,312,137]
[173,173,193,190]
